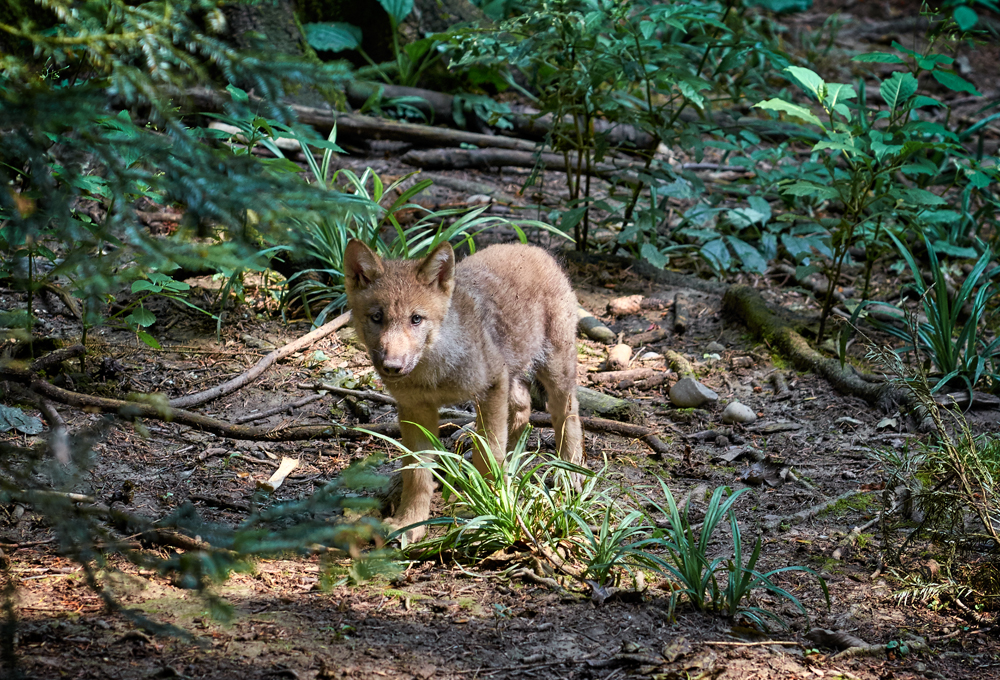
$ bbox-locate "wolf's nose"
[380,356,406,375]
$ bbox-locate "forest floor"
[3,1,1000,679]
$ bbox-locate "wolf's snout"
[376,351,413,376]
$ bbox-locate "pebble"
[705,341,726,353]
[721,401,757,424]
[669,378,719,408]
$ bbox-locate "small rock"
[721,401,757,424]
[669,378,719,408]
[705,341,726,353]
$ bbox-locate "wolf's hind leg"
[537,366,583,468]
[507,379,531,452]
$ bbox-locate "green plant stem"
[862,216,884,301]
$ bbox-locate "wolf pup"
[343,239,584,542]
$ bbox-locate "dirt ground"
[3,2,1000,679]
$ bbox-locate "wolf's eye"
[410,314,422,326]
[370,311,383,324]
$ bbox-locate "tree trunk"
[221,0,327,107]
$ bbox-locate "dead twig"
[234,393,326,424]
[299,382,397,405]
[168,311,351,409]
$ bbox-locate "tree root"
[722,285,905,411]
[4,360,679,458]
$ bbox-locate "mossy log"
[722,284,904,411]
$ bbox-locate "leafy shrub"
[866,342,1000,587]
[635,481,828,627]
[385,427,599,555]
[752,29,996,339]
[863,234,1000,394]
[453,0,789,259]
[0,0,394,642]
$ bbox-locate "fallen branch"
[722,285,904,411]
[762,490,870,533]
[168,311,351,409]
[664,350,695,378]
[300,382,397,405]
[401,148,644,185]
[186,88,539,152]
[589,368,657,385]
[233,393,326,424]
[40,282,83,320]
[346,82,656,150]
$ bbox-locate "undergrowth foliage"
[0,0,393,649]
[0,0,356,340]
[866,337,1000,614]
[388,429,827,629]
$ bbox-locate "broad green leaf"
[754,99,823,127]
[813,140,859,154]
[744,0,813,12]
[868,130,903,162]
[917,209,962,224]
[852,52,904,63]
[127,307,156,327]
[747,195,772,222]
[660,177,694,200]
[137,330,162,350]
[726,207,769,229]
[131,280,160,293]
[641,243,669,269]
[931,241,978,259]
[879,71,917,110]
[785,66,825,101]
[931,70,982,96]
[779,180,839,200]
[908,95,945,109]
[901,120,960,142]
[967,169,991,189]
[782,233,817,262]
[0,404,44,435]
[377,0,414,23]
[900,187,946,206]
[917,54,953,69]
[701,239,732,271]
[226,84,249,103]
[823,83,856,111]
[726,236,768,274]
[953,5,978,30]
[303,22,362,52]
[678,79,710,109]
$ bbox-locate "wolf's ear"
[344,239,384,291]
[416,242,455,291]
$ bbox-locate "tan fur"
[343,240,584,542]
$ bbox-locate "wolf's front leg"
[473,372,510,477]
[389,403,441,543]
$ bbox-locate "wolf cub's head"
[343,240,455,381]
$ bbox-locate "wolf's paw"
[383,516,428,546]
